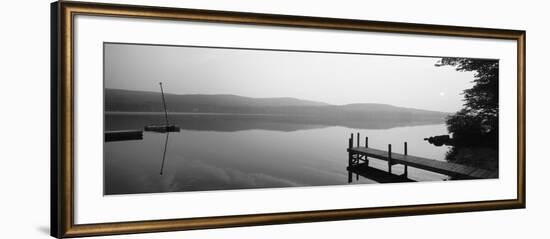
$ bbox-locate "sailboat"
[144,82,180,133]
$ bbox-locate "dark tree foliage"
[436,58,499,148]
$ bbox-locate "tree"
[436,58,499,148]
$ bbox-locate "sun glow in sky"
[105,43,476,112]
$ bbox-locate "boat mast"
[159,82,169,125]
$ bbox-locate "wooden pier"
[144,124,180,133]
[105,130,143,142]
[347,133,497,180]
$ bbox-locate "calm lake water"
[104,113,451,195]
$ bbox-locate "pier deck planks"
[348,146,496,179]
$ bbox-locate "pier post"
[365,136,369,166]
[348,136,353,167]
[404,142,408,177]
[388,144,392,174]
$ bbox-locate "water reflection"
[104,113,450,195]
[105,112,445,132]
[347,164,416,183]
[159,132,170,175]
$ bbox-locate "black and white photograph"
[1,0,538,238]
[104,43,499,195]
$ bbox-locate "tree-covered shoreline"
[435,58,499,171]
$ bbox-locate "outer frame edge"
[50,1,60,238]
[63,199,524,237]
[517,31,526,209]
[55,1,527,238]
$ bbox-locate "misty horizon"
[104,43,476,112]
[105,87,453,113]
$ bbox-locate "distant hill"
[105,88,449,126]
[106,89,328,112]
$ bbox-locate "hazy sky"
[104,43,476,113]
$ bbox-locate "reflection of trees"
[436,58,499,170]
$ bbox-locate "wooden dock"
[144,124,180,133]
[347,133,497,180]
[105,130,143,142]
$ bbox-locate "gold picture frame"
[51,1,526,238]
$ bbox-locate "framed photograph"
[51,1,526,238]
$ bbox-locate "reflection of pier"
[348,163,415,183]
[346,132,497,182]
